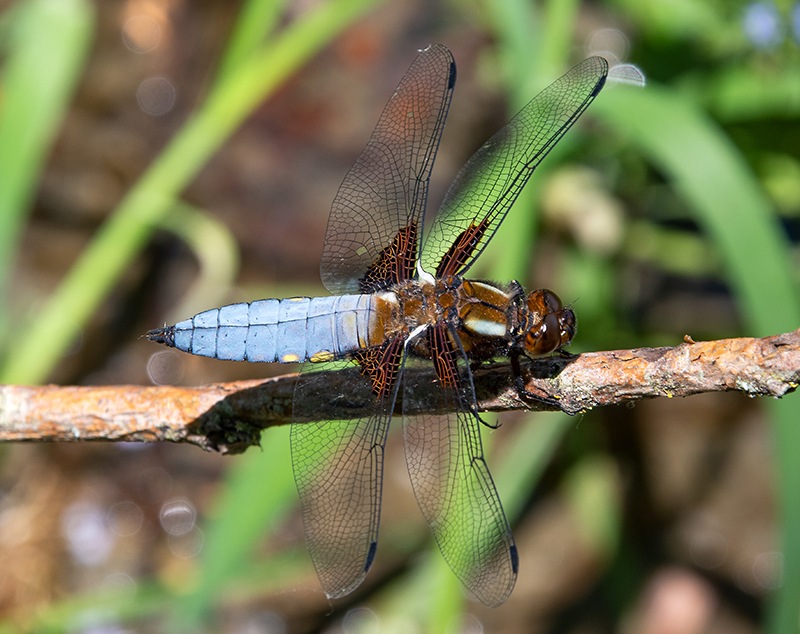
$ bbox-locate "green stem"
[1,0,381,384]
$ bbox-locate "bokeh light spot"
[136,77,176,116]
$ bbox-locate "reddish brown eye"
[524,291,575,355]
[542,290,563,313]
[527,292,544,314]
[558,308,576,346]
[527,289,562,314]
[525,313,561,355]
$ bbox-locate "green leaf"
[0,0,94,346]
[594,84,800,335]
[0,0,382,384]
[595,81,800,634]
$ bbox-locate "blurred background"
[0,0,799,632]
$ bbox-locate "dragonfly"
[147,44,608,607]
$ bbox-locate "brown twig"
[1,329,797,454]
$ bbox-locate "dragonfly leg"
[476,410,501,430]
[509,351,562,409]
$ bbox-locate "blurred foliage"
[0,0,798,632]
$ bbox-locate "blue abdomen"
[162,295,376,362]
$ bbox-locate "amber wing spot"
[359,224,418,293]
[354,337,405,398]
[435,219,490,278]
[427,322,462,390]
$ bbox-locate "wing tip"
[319,540,379,601]
[592,73,607,97]
[510,543,519,574]
[365,540,378,571]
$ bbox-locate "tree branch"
[1,329,797,454]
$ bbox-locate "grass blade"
[595,83,800,634]
[0,0,382,384]
[0,0,93,345]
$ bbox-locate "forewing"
[291,337,404,598]
[402,323,517,606]
[321,44,456,294]
[422,56,608,278]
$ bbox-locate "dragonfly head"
[523,289,575,355]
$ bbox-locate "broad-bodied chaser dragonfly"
[148,44,608,606]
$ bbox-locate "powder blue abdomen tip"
[147,295,375,363]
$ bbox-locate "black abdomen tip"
[145,326,175,347]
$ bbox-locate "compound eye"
[542,289,564,313]
[526,289,564,314]
[558,308,576,347]
[525,313,561,355]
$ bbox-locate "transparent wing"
[321,43,456,294]
[290,339,403,598]
[421,56,608,278]
[402,323,517,606]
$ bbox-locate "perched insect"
[148,44,608,606]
